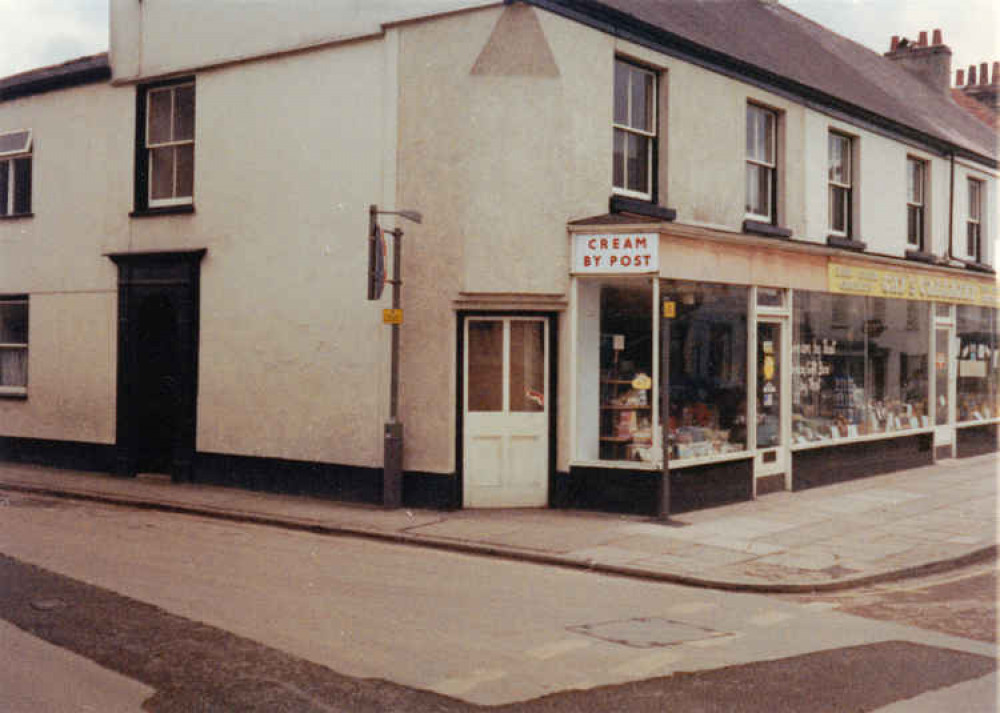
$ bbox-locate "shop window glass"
[793,291,929,443]
[599,284,654,461]
[865,297,929,434]
[664,281,748,460]
[757,287,785,308]
[957,306,999,422]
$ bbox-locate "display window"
[956,305,999,422]
[663,281,749,461]
[597,283,655,461]
[792,291,929,443]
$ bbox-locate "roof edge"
[522,0,997,168]
[0,53,111,102]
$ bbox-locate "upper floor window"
[0,296,28,397]
[967,178,984,263]
[0,129,32,217]
[828,132,852,236]
[613,60,656,200]
[906,157,926,250]
[745,104,776,222]
[136,80,195,211]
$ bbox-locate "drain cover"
[31,598,65,612]
[568,617,729,648]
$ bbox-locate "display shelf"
[599,377,653,461]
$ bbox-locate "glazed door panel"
[464,317,548,508]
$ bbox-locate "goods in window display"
[956,321,1000,422]
[600,371,655,461]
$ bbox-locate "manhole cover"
[31,598,65,612]
[568,617,729,648]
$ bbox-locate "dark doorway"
[108,250,205,481]
[135,293,180,473]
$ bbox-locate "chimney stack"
[958,60,1000,111]
[885,30,952,96]
[956,68,965,87]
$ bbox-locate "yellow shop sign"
[828,263,1000,307]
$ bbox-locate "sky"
[0,0,996,81]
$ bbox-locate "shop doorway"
[754,317,789,483]
[934,324,956,456]
[109,250,204,482]
[462,316,549,507]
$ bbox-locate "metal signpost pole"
[368,204,421,509]
[658,299,672,520]
[383,227,404,508]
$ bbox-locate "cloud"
[0,0,108,79]
[785,0,998,73]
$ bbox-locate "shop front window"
[598,283,654,461]
[793,291,929,443]
[957,305,999,422]
[664,281,748,460]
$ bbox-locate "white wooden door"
[464,317,549,508]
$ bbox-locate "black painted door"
[134,292,180,473]
[110,250,204,482]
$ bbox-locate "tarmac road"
[0,492,995,711]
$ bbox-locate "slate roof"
[0,53,110,101]
[531,0,997,163]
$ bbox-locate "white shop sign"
[573,233,659,274]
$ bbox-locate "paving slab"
[0,453,996,592]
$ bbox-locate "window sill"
[0,212,34,221]
[0,388,27,400]
[956,418,1000,428]
[130,204,195,219]
[963,261,994,275]
[742,219,792,239]
[609,195,677,222]
[826,235,867,251]
[904,249,937,265]
[790,427,932,451]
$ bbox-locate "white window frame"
[745,104,777,223]
[966,177,983,263]
[146,82,195,208]
[0,296,28,396]
[906,157,926,250]
[612,59,657,201]
[0,129,33,217]
[828,132,852,237]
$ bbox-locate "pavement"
[0,454,996,593]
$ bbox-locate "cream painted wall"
[395,5,614,473]
[124,41,392,466]
[0,293,116,444]
[0,82,128,444]
[109,0,494,81]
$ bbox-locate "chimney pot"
[980,62,989,85]
[890,35,900,51]
[918,31,928,47]
[992,61,1000,84]
[932,29,942,46]
[968,65,977,85]
[956,68,965,86]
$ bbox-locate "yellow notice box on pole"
[383,309,403,324]
[663,301,676,318]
